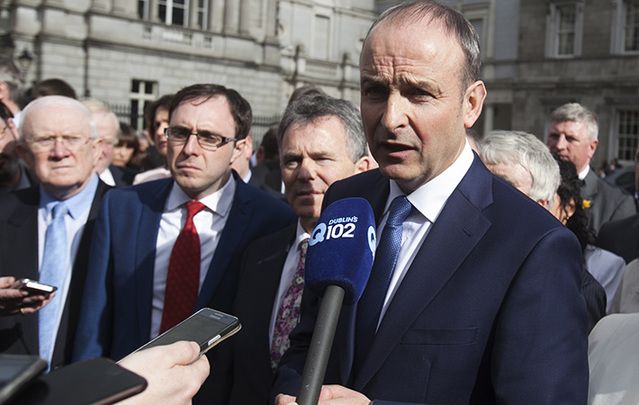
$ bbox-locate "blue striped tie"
[38,202,69,369]
[355,195,412,370]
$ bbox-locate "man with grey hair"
[216,92,373,405]
[82,98,135,186]
[0,96,110,370]
[275,1,587,404]
[480,130,560,209]
[479,130,613,325]
[547,102,635,234]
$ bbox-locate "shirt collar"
[385,140,474,223]
[294,220,311,248]
[39,174,99,220]
[166,175,236,217]
[578,165,590,181]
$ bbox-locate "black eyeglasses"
[164,127,237,151]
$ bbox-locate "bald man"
[0,96,110,370]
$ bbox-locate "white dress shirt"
[268,221,309,343]
[375,142,474,328]
[150,176,236,338]
[98,167,116,187]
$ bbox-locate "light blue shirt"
[37,175,99,350]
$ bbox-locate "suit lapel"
[334,174,389,384]
[581,170,598,200]
[134,180,172,340]
[53,181,111,366]
[5,188,41,355]
[197,179,252,307]
[352,159,493,389]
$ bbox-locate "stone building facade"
[3,0,638,167]
[378,0,639,169]
[1,0,376,138]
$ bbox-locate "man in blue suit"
[274,2,588,404]
[72,84,294,396]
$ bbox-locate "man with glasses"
[0,96,110,370]
[73,84,294,399]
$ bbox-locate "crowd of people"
[1,1,638,404]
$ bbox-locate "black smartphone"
[133,308,241,355]
[12,278,57,296]
[0,354,46,404]
[12,358,147,405]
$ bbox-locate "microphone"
[296,197,376,405]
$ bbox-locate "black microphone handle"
[296,285,345,405]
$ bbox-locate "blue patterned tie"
[355,195,412,370]
[38,202,69,369]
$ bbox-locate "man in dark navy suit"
[274,2,588,404]
[216,93,373,405]
[72,84,294,401]
[0,96,109,369]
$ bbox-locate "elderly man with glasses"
[0,96,110,371]
[73,83,294,402]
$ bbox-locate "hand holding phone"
[133,308,241,356]
[0,277,56,316]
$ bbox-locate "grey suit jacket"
[582,169,636,235]
[610,259,639,314]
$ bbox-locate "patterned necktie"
[270,238,308,370]
[355,196,412,369]
[38,202,69,369]
[160,200,206,333]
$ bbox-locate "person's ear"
[462,80,487,129]
[353,156,375,174]
[229,138,247,165]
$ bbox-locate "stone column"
[113,0,137,18]
[483,104,494,136]
[224,0,239,34]
[264,0,277,39]
[209,0,224,33]
[150,0,160,23]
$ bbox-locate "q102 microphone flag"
[304,197,376,305]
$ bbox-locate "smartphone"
[133,308,241,356]
[0,354,46,404]
[12,358,146,405]
[12,278,57,295]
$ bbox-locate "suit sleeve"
[369,228,588,405]
[72,191,114,361]
[489,227,588,404]
[610,193,636,223]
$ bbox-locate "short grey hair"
[550,103,598,140]
[366,0,481,87]
[277,93,368,162]
[479,130,560,204]
[82,97,120,141]
[20,95,98,140]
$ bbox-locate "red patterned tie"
[160,200,206,333]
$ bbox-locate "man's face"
[546,120,597,173]
[93,111,119,172]
[281,116,369,231]
[167,96,244,199]
[359,19,485,193]
[19,103,99,199]
[154,107,170,157]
